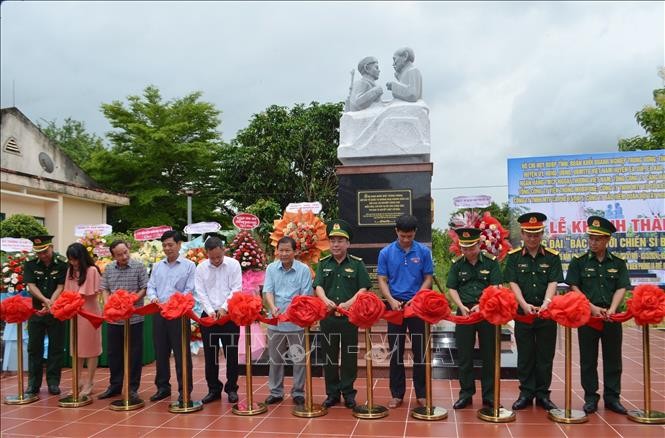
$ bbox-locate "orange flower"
[270,209,329,266]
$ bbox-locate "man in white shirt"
[194,236,243,404]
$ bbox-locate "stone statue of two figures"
[339,47,430,165]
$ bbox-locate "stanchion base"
[232,401,268,416]
[168,400,203,413]
[548,408,588,424]
[627,409,665,424]
[109,397,145,411]
[477,407,516,423]
[353,404,389,419]
[58,395,93,408]
[292,403,328,418]
[4,393,39,405]
[411,406,448,421]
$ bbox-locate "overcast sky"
[1,1,663,228]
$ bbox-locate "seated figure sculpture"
[339,47,430,165]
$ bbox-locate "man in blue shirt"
[146,230,196,404]
[377,214,433,409]
[263,236,313,406]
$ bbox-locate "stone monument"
[336,47,433,286]
[338,47,431,166]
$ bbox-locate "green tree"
[618,76,665,151]
[38,117,105,168]
[225,102,344,218]
[85,85,228,232]
[0,214,48,239]
[245,199,282,257]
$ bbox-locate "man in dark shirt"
[23,235,68,396]
[504,213,562,411]
[565,216,630,415]
[446,228,502,409]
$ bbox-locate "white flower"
[2,266,9,273]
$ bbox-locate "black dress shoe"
[98,388,121,400]
[512,397,533,410]
[150,390,171,402]
[322,396,340,408]
[453,397,472,409]
[483,399,503,409]
[536,398,558,410]
[605,400,627,414]
[227,391,239,403]
[201,392,221,404]
[293,396,305,405]
[264,395,283,404]
[583,401,598,414]
[344,395,356,409]
[48,385,61,395]
[26,386,40,395]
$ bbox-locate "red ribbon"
[279,295,328,328]
[51,290,106,328]
[103,290,139,322]
[627,284,665,326]
[0,296,36,323]
[479,286,518,326]
[403,289,452,324]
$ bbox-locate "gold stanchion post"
[59,317,93,407]
[353,328,388,419]
[292,327,327,418]
[411,322,447,420]
[627,324,665,424]
[110,319,144,411]
[4,322,39,405]
[233,325,268,415]
[477,324,515,422]
[169,316,203,413]
[548,326,587,423]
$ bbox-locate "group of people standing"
[19,211,630,416]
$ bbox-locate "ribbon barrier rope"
[1,296,38,405]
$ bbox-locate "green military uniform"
[565,249,629,405]
[314,221,371,401]
[23,247,68,393]
[446,245,502,402]
[504,244,562,401]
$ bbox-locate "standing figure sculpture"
[386,47,422,102]
[347,56,384,112]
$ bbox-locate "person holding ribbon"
[446,227,502,410]
[146,230,196,403]
[194,236,242,405]
[377,214,433,409]
[263,236,313,406]
[565,216,630,415]
[23,235,68,396]
[314,220,371,409]
[98,239,148,400]
[504,213,561,411]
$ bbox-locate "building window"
[33,216,45,225]
[0,212,5,221]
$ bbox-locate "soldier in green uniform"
[504,212,561,411]
[314,220,371,409]
[565,216,630,415]
[446,228,502,409]
[23,235,68,396]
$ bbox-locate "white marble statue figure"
[346,56,384,112]
[386,47,422,102]
[338,47,430,165]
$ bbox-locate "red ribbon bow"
[404,289,452,324]
[0,296,36,323]
[545,291,590,328]
[160,292,195,320]
[103,290,139,322]
[479,285,518,326]
[228,293,263,327]
[280,295,327,328]
[627,284,665,326]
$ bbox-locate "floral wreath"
[270,209,330,266]
[448,210,512,261]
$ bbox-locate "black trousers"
[387,316,426,399]
[27,314,65,390]
[152,313,193,397]
[107,322,143,393]
[200,313,239,394]
[578,322,622,404]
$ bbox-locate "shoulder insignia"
[55,253,68,263]
[574,253,586,259]
[453,254,464,263]
[25,253,38,262]
[481,251,497,260]
[508,247,522,255]
[544,247,559,256]
[349,255,363,261]
[320,254,332,261]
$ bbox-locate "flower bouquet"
[136,240,163,273]
[270,209,330,266]
[448,210,512,261]
[185,247,207,265]
[227,231,266,271]
[77,230,106,257]
[1,252,29,294]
